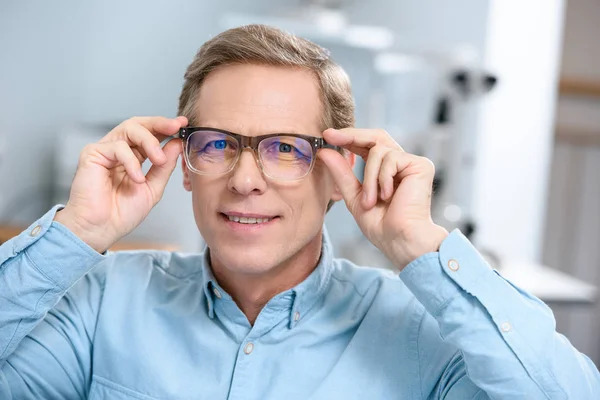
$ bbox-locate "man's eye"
[209,140,227,150]
[278,143,293,153]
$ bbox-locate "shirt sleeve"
[0,205,106,399]
[400,229,600,399]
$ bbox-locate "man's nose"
[227,149,268,196]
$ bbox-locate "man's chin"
[209,242,284,274]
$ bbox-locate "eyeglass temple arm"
[318,138,342,152]
[323,143,342,151]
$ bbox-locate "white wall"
[472,0,566,264]
[0,1,87,223]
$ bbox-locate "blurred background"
[0,0,599,365]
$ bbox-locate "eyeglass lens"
[186,130,315,180]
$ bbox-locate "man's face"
[182,64,344,275]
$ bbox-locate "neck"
[210,231,323,325]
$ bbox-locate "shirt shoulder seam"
[329,272,368,297]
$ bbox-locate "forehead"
[194,64,323,136]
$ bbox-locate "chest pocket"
[88,375,161,400]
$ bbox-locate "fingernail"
[362,191,369,204]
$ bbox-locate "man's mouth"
[226,215,275,224]
[220,212,279,225]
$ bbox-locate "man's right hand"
[53,116,188,253]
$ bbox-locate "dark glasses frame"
[178,126,341,181]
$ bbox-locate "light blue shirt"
[1,205,599,399]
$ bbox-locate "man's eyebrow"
[192,122,318,136]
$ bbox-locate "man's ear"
[182,157,192,192]
[330,150,356,202]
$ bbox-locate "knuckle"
[380,157,394,175]
[148,136,161,148]
[121,119,137,133]
[80,144,95,159]
[377,133,402,150]
[419,156,436,172]
[371,145,390,159]
[383,149,400,163]
[114,140,132,154]
[376,128,389,138]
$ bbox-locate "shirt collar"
[201,226,334,328]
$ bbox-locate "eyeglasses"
[178,127,341,181]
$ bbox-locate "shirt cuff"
[2,205,106,290]
[399,229,494,316]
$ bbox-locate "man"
[0,24,598,399]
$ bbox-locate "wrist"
[392,223,449,269]
[53,208,111,254]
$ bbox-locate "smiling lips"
[222,212,278,225]
[227,215,274,224]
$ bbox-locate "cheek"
[285,167,334,216]
[312,163,336,198]
[190,178,221,219]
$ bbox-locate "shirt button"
[294,311,300,322]
[30,225,42,236]
[448,259,460,271]
[501,322,512,332]
[244,342,254,355]
[212,287,222,299]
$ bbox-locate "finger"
[145,138,183,202]
[118,121,167,165]
[323,128,402,159]
[379,150,405,201]
[132,115,188,137]
[128,117,187,163]
[381,153,436,207]
[362,145,392,208]
[105,116,187,144]
[174,115,188,127]
[86,141,145,183]
[317,148,362,212]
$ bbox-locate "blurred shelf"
[559,77,600,98]
[555,126,600,147]
[0,226,22,243]
[0,224,178,252]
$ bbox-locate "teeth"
[227,215,273,224]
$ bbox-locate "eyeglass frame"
[177,126,342,181]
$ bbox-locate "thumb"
[318,149,362,211]
[146,138,182,202]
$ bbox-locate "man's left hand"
[318,128,449,270]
